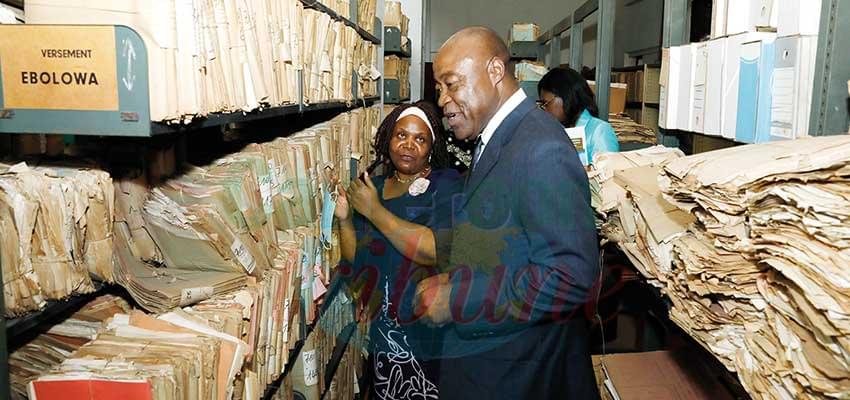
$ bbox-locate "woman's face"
[389,115,433,175]
[539,89,566,123]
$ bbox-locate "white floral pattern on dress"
[373,281,439,400]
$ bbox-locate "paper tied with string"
[408,177,430,196]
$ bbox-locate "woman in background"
[335,101,460,400]
[537,67,619,166]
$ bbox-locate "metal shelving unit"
[537,0,617,119]
[659,0,850,151]
[384,26,411,57]
[0,2,383,398]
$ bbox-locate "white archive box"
[720,32,777,139]
[726,0,777,35]
[691,42,709,133]
[777,0,822,36]
[659,46,682,130]
[735,35,776,144]
[704,38,726,136]
[770,35,817,140]
[711,0,728,38]
[677,44,695,132]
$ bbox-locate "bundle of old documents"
[9,294,131,399]
[595,137,850,399]
[658,135,850,399]
[608,113,657,144]
[589,146,690,287]
[0,162,114,317]
[515,61,548,82]
[25,0,379,123]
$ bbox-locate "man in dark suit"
[414,27,601,399]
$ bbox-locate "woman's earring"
[428,154,432,162]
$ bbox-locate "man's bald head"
[440,27,514,76]
[433,27,519,141]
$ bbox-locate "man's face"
[433,49,499,141]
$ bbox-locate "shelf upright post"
[570,15,583,70]
[550,35,562,69]
[660,0,689,147]
[595,0,616,120]
[809,0,850,136]
[297,69,305,113]
[662,0,689,48]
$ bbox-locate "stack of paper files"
[0,162,114,317]
[25,0,380,123]
[9,294,131,399]
[29,309,248,400]
[515,61,548,82]
[658,135,850,399]
[589,146,690,287]
[608,114,657,144]
[356,0,378,36]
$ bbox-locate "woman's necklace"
[394,166,431,184]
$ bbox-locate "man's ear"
[487,56,507,86]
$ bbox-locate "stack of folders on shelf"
[25,0,379,123]
[608,114,658,144]
[357,0,378,36]
[291,286,364,400]
[588,145,691,281]
[660,0,822,143]
[0,162,114,317]
[593,136,850,399]
[8,294,132,400]
[115,106,380,315]
[384,1,410,36]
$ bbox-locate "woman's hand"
[349,172,382,220]
[334,185,352,221]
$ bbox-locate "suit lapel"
[463,98,536,207]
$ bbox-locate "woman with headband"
[335,101,461,399]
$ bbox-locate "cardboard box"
[592,351,735,400]
[726,0,777,34]
[643,65,661,104]
[704,38,726,136]
[770,35,817,140]
[777,0,822,36]
[509,23,540,43]
[589,81,628,115]
[691,43,709,133]
[735,35,777,143]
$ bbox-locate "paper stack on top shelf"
[357,0,378,36]
[658,135,850,399]
[25,0,379,123]
[8,294,131,400]
[0,162,114,317]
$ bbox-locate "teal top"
[574,109,620,165]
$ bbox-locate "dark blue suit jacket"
[438,97,600,399]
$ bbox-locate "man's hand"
[415,273,452,326]
[349,172,381,220]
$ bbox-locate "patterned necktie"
[470,137,484,172]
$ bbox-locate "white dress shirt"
[475,88,527,164]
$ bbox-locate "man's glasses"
[536,98,554,110]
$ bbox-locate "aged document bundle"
[9,295,131,399]
[1,163,114,316]
[593,137,850,399]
